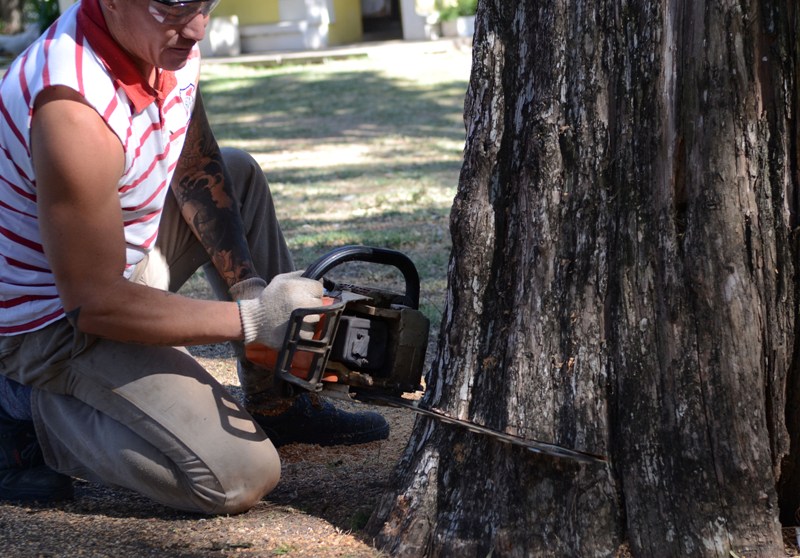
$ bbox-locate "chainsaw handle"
[302,245,421,309]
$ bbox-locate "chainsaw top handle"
[301,245,421,309]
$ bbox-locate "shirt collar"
[77,0,177,113]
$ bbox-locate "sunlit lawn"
[199,45,473,323]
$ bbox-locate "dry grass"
[202,40,473,325]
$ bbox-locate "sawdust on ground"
[5,339,800,556]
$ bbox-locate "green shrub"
[437,0,477,21]
[25,0,59,30]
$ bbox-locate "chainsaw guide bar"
[270,246,608,466]
[353,392,607,465]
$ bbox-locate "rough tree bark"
[368,1,799,556]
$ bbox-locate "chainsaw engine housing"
[272,247,429,398]
[327,296,428,394]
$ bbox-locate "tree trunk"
[368,1,799,556]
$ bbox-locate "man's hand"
[229,277,267,301]
[238,271,324,348]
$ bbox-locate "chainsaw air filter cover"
[332,315,388,372]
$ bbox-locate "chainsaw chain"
[353,393,607,465]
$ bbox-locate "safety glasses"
[148,0,221,26]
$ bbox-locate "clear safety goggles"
[148,0,221,26]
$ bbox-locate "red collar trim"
[77,0,177,113]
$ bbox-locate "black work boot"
[0,419,73,502]
[250,393,389,448]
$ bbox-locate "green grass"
[201,48,472,324]
[271,543,296,555]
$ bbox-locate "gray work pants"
[0,148,292,514]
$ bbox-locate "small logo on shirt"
[180,83,196,113]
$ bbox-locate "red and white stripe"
[0,3,199,334]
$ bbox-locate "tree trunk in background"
[368,1,799,556]
[0,0,23,34]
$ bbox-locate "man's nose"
[181,12,209,42]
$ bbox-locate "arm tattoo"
[172,92,256,287]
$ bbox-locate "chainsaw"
[262,245,606,465]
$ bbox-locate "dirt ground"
[0,340,421,558]
[3,324,800,557]
[4,335,800,557]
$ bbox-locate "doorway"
[360,0,402,41]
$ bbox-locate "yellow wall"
[328,0,363,46]
[215,0,280,25]
[215,0,363,46]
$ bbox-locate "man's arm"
[32,86,243,345]
[171,90,258,289]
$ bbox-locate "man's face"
[102,0,211,74]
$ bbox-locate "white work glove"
[229,277,267,301]
[238,271,324,348]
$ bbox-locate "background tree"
[0,0,23,34]
[368,1,799,556]
[33,0,58,29]
[0,0,58,35]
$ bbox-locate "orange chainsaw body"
[245,246,429,399]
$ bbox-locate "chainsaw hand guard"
[271,302,346,394]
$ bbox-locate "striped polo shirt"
[0,0,200,334]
